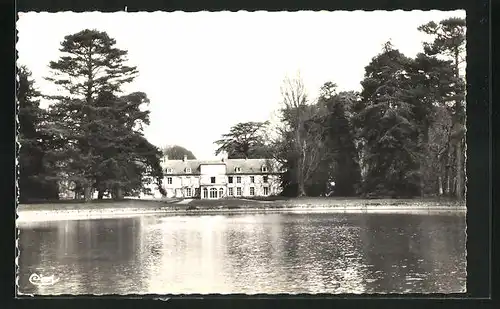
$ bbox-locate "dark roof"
[161,158,282,175]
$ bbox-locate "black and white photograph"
[16,10,467,295]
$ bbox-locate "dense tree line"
[18,29,164,202]
[214,17,465,200]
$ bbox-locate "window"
[263,187,269,196]
[195,188,200,197]
[236,187,242,196]
[185,168,192,173]
[235,167,241,173]
[250,187,255,196]
[211,177,216,184]
[186,188,192,197]
[236,176,241,183]
[210,188,218,198]
[263,176,268,183]
[250,176,255,183]
[262,166,268,172]
[219,188,224,198]
[228,187,233,196]
[228,176,233,183]
[166,168,173,174]
[167,177,173,184]
[203,188,208,198]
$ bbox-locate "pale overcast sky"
[17,10,465,159]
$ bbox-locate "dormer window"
[235,167,241,173]
[185,168,192,173]
[166,168,173,174]
[262,166,268,172]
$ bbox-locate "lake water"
[17,212,466,295]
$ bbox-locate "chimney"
[183,155,187,162]
[162,154,169,163]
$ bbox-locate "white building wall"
[161,165,282,199]
[225,174,281,197]
[200,164,226,175]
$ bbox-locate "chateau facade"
[160,155,283,199]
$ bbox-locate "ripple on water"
[17,212,466,294]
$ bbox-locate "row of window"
[169,186,270,198]
[166,166,269,174]
[166,176,269,185]
[227,176,269,183]
[200,186,269,198]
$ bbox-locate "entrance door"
[209,187,217,199]
[203,188,208,199]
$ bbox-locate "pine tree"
[214,121,271,159]
[90,91,162,199]
[46,29,162,201]
[418,17,466,199]
[355,42,423,197]
[319,89,362,196]
[17,66,59,202]
[408,53,457,196]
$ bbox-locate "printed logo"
[29,273,59,286]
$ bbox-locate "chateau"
[160,155,284,199]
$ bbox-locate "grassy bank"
[17,197,466,224]
[18,196,465,212]
[17,198,180,212]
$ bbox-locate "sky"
[17,10,465,159]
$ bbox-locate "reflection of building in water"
[144,216,231,294]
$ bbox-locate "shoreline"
[16,203,466,224]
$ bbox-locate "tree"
[17,66,59,202]
[406,52,458,196]
[418,17,466,199]
[278,74,328,197]
[162,145,197,160]
[355,42,424,197]
[319,88,362,196]
[90,91,163,199]
[45,29,161,201]
[214,121,271,159]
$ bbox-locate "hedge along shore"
[16,198,466,224]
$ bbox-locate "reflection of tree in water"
[280,214,367,293]
[79,218,147,294]
[215,214,287,293]
[413,214,466,293]
[18,223,61,295]
[357,213,465,293]
[19,218,146,295]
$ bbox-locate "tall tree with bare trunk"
[418,17,466,199]
[278,74,327,197]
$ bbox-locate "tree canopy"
[214,121,272,159]
[162,145,197,160]
[18,17,466,202]
[17,66,59,202]
[41,29,164,201]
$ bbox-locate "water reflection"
[18,213,466,295]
